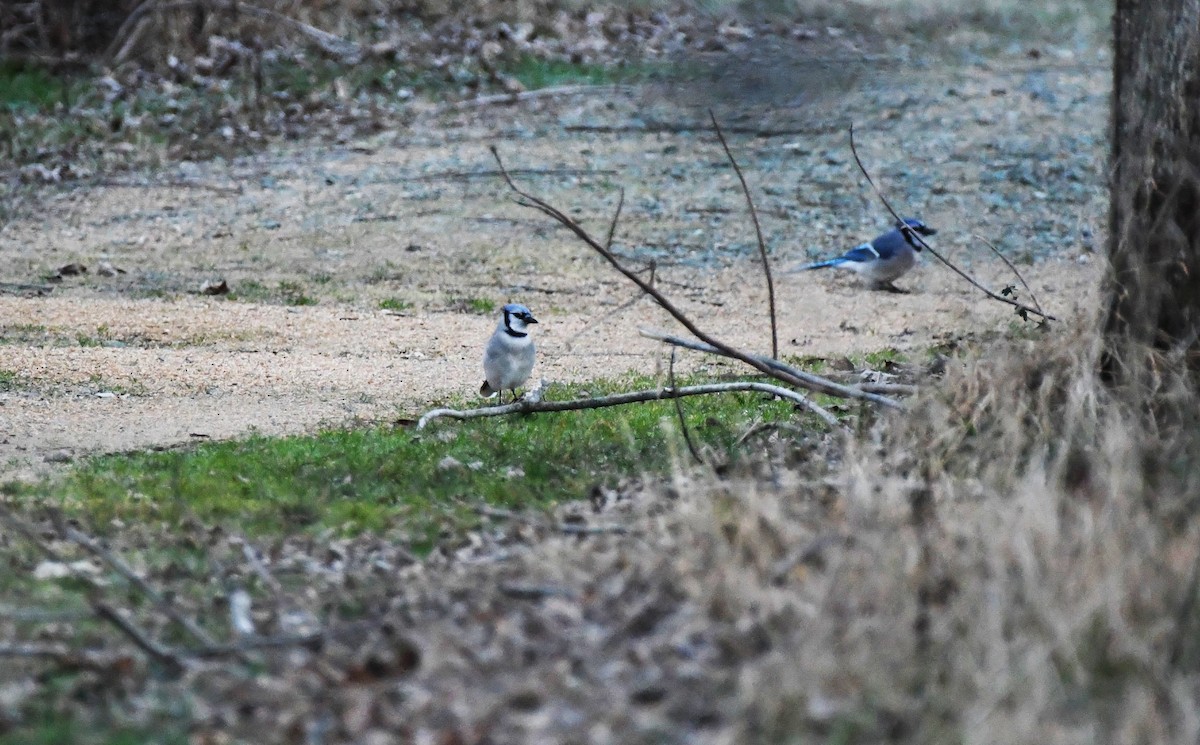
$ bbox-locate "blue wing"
[838,242,883,263]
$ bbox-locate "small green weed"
[862,347,906,368]
[34,376,813,548]
[0,369,23,392]
[378,297,413,312]
[450,296,496,314]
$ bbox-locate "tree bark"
[1106,0,1200,366]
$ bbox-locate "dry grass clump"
[692,324,1200,742]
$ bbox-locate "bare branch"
[710,111,779,359]
[605,187,625,251]
[92,601,184,670]
[638,328,904,408]
[418,382,843,429]
[489,146,896,411]
[847,124,1057,322]
[975,233,1046,317]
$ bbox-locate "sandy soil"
[0,43,1109,477]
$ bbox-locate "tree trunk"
[1106,0,1200,365]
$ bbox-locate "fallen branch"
[711,111,779,359]
[418,382,842,429]
[93,600,184,671]
[848,124,1057,322]
[637,328,904,408]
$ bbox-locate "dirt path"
[0,46,1109,477]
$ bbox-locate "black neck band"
[504,328,528,338]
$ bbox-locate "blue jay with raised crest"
[481,303,538,403]
[793,218,937,292]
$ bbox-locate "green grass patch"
[0,369,25,392]
[378,297,413,312]
[0,62,78,112]
[0,716,188,745]
[504,55,653,89]
[228,279,317,306]
[450,296,496,314]
[21,376,815,549]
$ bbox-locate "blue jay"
[481,303,538,403]
[793,218,937,292]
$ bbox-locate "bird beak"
[923,227,938,236]
[526,316,538,324]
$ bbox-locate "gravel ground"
[0,34,1108,477]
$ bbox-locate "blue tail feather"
[799,258,846,271]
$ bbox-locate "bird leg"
[874,281,911,294]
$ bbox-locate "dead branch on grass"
[418,382,841,429]
[710,111,779,359]
[637,329,906,407]
[488,146,896,416]
[848,124,1057,322]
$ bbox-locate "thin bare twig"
[847,124,1056,322]
[710,111,778,359]
[975,233,1046,318]
[499,583,577,600]
[418,382,842,429]
[92,601,184,670]
[605,187,625,251]
[669,348,705,464]
[489,146,898,412]
[638,328,903,408]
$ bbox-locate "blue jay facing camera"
[480,303,538,404]
[793,218,937,292]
